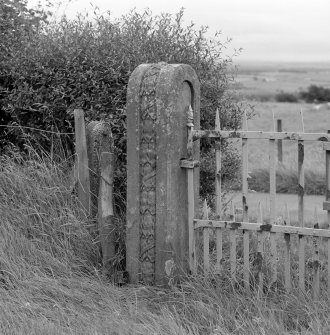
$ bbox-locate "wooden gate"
[180,106,330,298]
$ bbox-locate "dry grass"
[2,150,330,334]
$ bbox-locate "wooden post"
[298,139,306,292]
[74,109,91,216]
[312,207,320,299]
[98,152,116,276]
[215,109,222,272]
[202,200,210,273]
[269,123,276,224]
[257,202,264,295]
[230,202,237,280]
[86,121,113,220]
[269,124,277,287]
[284,233,291,292]
[242,112,250,291]
[326,131,330,293]
[277,119,283,163]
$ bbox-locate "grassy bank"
[1,151,330,334]
[249,166,325,195]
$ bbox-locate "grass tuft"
[2,151,330,334]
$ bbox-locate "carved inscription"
[139,63,165,284]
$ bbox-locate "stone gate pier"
[126,63,200,285]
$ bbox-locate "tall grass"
[1,151,330,334]
[249,165,325,195]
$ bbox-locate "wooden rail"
[194,220,330,237]
[182,108,330,298]
[193,130,330,142]
[194,218,330,296]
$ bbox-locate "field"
[234,61,330,100]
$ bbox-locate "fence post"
[86,121,113,219]
[277,119,283,163]
[98,152,116,277]
[324,131,330,292]
[74,109,91,216]
[126,63,200,285]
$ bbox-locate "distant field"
[233,61,330,100]
[231,62,330,171]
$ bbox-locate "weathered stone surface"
[86,121,114,219]
[126,63,200,285]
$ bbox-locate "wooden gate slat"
[230,231,236,278]
[243,230,250,289]
[215,110,223,272]
[203,228,210,272]
[269,138,276,225]
[298,140,305,227]
[257,203,264,294]
[216,229,222,273]
[325,134,330,293]
[230,203,237,279]
[270,233,278,286]
[297,138,306,292]
[313,236,320,299]
[312,209,320,299]
[284,233,291,292]
[242,113,250,290]
[298,235,306,292]
[328,238,330,293]
[188,168,195,273]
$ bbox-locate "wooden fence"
[73,109,116,277]
[181,107,330,298]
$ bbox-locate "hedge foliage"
[300,85,330,103]
[0,1,245,201]
[275,91,298,103]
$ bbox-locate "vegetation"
[2,2,329,334]
[2,151,330,334]
[274,85,330,103]
[0,0,247,201]
[248,166,325,195]
[300,84,330,103]
[275,91,298,103]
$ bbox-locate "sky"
[30,0,330,63]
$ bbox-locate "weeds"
[1,152,330,334]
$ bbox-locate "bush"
[1,3,246,202]
[300,85,330,103]
[275,91,298,103]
